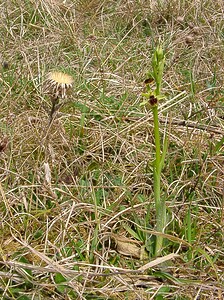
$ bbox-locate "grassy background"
[0,0,223,299]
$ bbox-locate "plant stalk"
[152,105,166,256]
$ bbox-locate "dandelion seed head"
[45,71,74,99]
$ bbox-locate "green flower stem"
[142,45,166,256]
[152,105,166,256]
[152,105,161,171]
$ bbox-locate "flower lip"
[149,95,158,106]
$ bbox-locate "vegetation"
[0,0,223,299]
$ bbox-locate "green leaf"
[214,135,224,153]
[123,223,141,241]
[74,101,90,113]
[141,94,150,100]
[18,256,33,277]
[17,296,31,300]
[54,273,67,293]
[55,272,67,284]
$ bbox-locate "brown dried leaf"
[44,162,52,185]
[0,137,8,153]
[112,234,147,259]
[116,239,141,258]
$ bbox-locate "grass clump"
[0,0,224,299]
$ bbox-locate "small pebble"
[2,61,9,69]
[185,35,194,45]
[192,26,200,35]
[176,16,185,24]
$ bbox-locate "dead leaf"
[116,239,141,258]
[111,234,148,259]
[0,137,8,153]
[44,162,52,185]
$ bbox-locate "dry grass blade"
[138,253,180,272]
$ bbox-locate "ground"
[0,0,223,299]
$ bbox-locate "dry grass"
[0,0,224,299]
